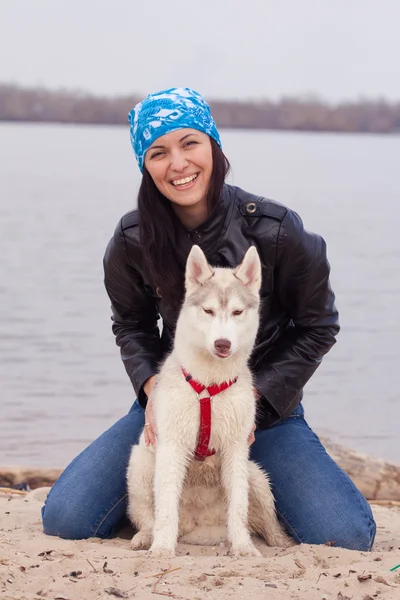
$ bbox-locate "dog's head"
[177,245,262,361]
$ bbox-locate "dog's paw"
[130,531,152,551]
[148,546,176,559]
[231,543,261,558]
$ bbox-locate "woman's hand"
[248,423,256,447]
[143,376,157,447]
[248,386,260,447]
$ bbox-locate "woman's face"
[144,128,213,210]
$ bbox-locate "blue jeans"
[41,401,376,550]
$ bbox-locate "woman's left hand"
[247,385,261,446]
[248,385,262,446]
[248,423,256,447]
[253,386,261,401]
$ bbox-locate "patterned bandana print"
[128,87,222,172]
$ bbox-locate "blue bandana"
[128,87,222,172]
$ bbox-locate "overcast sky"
[0,0,399,102]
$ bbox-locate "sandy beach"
[1,487,399,600]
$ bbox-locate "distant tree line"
[1,84,400,134]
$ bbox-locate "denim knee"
[42,485,128,540]
[40,405,145,540]
[336,512,377,552]
[303,510,377,551]
[42,488,95,540]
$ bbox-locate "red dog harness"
[182,368,238,461]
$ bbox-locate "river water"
[0,123,399,467]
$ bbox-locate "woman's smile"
[170,172,199,190]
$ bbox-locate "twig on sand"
[369,500,400,507]
[144,564,182,598]
[153,570,174,597]
[0,487,28,496]
[145,566,182,579]
[153,579,175,598]
[86,558,97,572]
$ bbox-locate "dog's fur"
[127,245,289,558]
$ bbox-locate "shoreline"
[2,436,400,501]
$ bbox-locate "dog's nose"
[214,339,231,353]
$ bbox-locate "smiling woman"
[138,126,228,308]
[41,87,376,554]
[129,88,230,310]
[145,130,213,223]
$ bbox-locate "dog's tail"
[247,461,292,547]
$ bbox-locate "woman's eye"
[185,140,198,147]
[203,308,214,316]
[150,151,165,159]
[232,310,243,316]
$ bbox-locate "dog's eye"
[203,308,214,316]
[232,310,243,316]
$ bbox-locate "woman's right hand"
[143,375,157,447]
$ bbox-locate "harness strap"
[182,368,238,461]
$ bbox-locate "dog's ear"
[234,246,262,292]
[186,245,214,290]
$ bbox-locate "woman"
[42,88,376,551]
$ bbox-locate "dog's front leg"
[150,443,188,558]
[221,445,261,557]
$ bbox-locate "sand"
[1,488,399,600]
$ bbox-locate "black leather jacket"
[103,184,340,428]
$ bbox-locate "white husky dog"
[126,245,288,558]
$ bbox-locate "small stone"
[103,561,113,574]
[374,576,391,586]
[71,570,82,577]
[104,588,128,598]
[38,550,55,557]
[62,570,82,578]
[358,574,372,582]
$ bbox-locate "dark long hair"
[138,139,230,308]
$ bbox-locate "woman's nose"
[170,150,189,172]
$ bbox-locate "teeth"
[172,173,198,186]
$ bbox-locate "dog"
[126,245,289,558]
